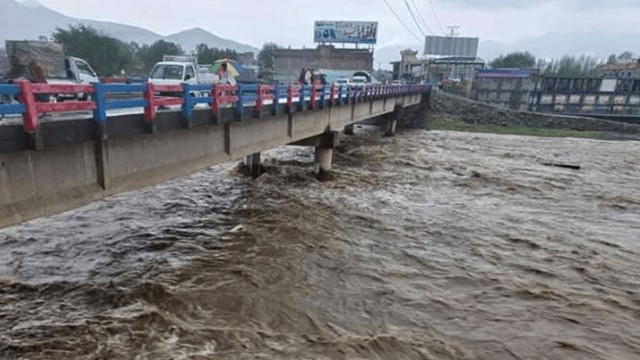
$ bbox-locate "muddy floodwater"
[1,129,639,360]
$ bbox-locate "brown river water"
[1,128,639,360]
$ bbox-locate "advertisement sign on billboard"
[424,36,479,58]
[314,21,378,44]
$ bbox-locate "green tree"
[52,25,133,76]
[138,40,184,72]
[606,54,618,65]
[194,44,237,65]
[617,51,635,62]
[257,42,280,77]
[490,51,536,69]
[540,55,602,77]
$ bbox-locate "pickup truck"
[149,56,217,98]
[3,40,99,100]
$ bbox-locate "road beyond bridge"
[0,82,430,228]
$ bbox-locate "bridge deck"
[0,82,430,228]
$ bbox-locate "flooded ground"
[1,128,639,359]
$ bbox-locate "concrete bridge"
[0,82,430,228]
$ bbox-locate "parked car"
[351,76,368,94]
[333,78,350,87]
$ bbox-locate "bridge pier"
[344,124,355,135]
[290,131,340,181]
[384,118,398,137]
[243,152,262,178]
[385,105,403,137]
[316,147,333,182]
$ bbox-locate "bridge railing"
[18,81,96,132]
[143,83,184,122]
[93,83,148,125]
[0,84,25,120]
[182,84,213,121]
[0,81,430,143]
[256,84,274,112]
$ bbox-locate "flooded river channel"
[1,129,639,359]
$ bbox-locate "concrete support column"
[384,118,398,137]
[289,131,340,181]
[244,152,262,178]
[344,124,355,135]
[95,139,111,190]
[385,104,403,136]
[316,147,333,182]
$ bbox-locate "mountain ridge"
[0,0,258,53]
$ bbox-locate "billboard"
[314,21,378,44]
[424,36,479,58]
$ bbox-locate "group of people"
[298,68,327,85]
[4,56,48,85]
[2,57,49,102]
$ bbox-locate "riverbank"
[431,91,640,139]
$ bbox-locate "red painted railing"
[256,84,274,111]
[330,85,338,105]
[211,84,238,113]
[310,84,324,109]
[17,81,96,132]
[99,76,128,84]
[143,83,184,122]
[287,84,301,110]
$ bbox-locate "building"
[471,68,540,111]
[425,57,485,83]
[390,49,484,84]
[0,57,6,78]
[0,48,5,78]
[600,60,640,79]
[390,49,421,81]
[272,45,373,83]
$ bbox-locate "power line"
[427,0,447,34]
[402,0,427,37]
[381,0,422,42]
[409,0,436,35]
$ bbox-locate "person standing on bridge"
[217,62,236,85]
[27,59,50,103]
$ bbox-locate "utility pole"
[446,25,460,37]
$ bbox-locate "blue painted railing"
[0,81,430,137]
[0,85,26,117]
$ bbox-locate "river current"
[1,128,639,359]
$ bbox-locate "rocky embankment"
[431,91,640,134]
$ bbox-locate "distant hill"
[164,28,257,54]
[0,0,258,53]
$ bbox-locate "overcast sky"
[28,0,640,50]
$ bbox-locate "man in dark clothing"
[5,56,34,82]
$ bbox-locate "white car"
[333,78,350,87]
[351,76,368,85]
